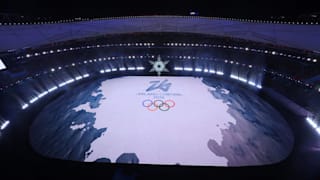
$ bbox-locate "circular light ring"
[159,103,170,111]
[147,104,158,111]
[142,99,153,107]
[153,99,164,107]
[165,99,175,108]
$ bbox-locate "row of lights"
[4,53,316,93]
[21,63,147,110]
[164,42,318,63]
[17,42,155,59]
[99,66,145,74]
[267,70,313,88]
[0,16,319,26]
[230,74,262,89]
[174,66,262,89]
[21,73,90,110]
[16,41,318,65]
[1,54,156,91]
[166,55,255,69]
[215,16,320,25]
[306,117,320,135]
[0,18,89,26]
[174,66,224,76]
[51,55,154,72]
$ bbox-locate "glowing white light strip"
[230,74,238,79]
[22,104,29,110]
[38,91,48,98]
[306,117,317,129]
[256,85,262,89]
[105,69,111,72]
[128,67,136,70]
[238,77,247,83]
[216,71,224,75]
[248,81,256,86]
[119,67,126,71]
[195,68,202,72]
[174,67,183,71]
[29,97,39,104]
[184,67,193,71]
[65,79,74,84]
[58,82,67,87]
[100,70,105,74]
[0,121,10,130]
[136,67,145,70]
[209,70,216,74]
[203,69,209,73]
[111,68,117,72]
[230,74,262,89]
[306,117,320,135]
[22,74,90,110]
[48,86,58,92]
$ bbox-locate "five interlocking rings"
[142,99,176,111]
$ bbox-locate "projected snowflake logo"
[149,55,169,76]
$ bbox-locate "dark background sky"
[0,0,319,18]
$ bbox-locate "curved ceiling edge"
[0,16,320,53]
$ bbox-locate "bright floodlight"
[0,59,7,70]
[306,117,317,129]
[183,67,193,71]
[230,74,238,80]
[75,76,83,80]
[22,104,29,110]
[256,85,262,89]
[248,81,256,86]
[0,121,10,130]
[38,91,48,98]
[216,71,224,75]
[29,97,39,104]
[238,77,247,83]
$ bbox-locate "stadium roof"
[0,16,320,53]
[1,0,319,18]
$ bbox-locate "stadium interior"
[0,2,320,179]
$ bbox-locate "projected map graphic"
[30,76,294,166]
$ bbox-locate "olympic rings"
[142,99,175,112]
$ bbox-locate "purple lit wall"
[0,16,320,52]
